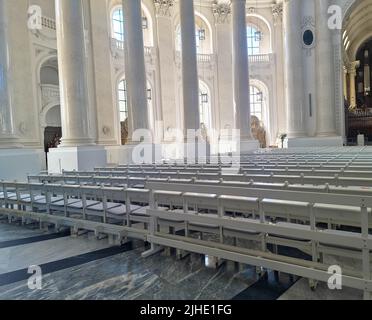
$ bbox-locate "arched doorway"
[43,105,62,167]
[342,0,372,144]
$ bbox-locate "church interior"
[1,0,372,301]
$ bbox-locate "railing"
[41,16,56,31]
[41,84,60,103]
[110,38,154,58]
[248,53,273,64]
[197,53,214,63]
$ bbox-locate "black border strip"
[0,242,133,287]
[0,230,71,249]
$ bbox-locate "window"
[250,85,263,120]
[247,25,261,56]
[118,79,128,122]
[176,26,205,54]
[112,7,124,41]
[199,82,212,130]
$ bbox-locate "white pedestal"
[284,136,343,148]
[0,148,45,182]
[239,140,260,153]
[357,134,365,146]
[47,146,107,174]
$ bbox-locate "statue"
[251,115,266,148]
[121,119,129,145]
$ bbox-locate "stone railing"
[41,16,56,31]
[175,51,215,68]
[248,53,273,64]
[110,38,155,62]
[41,84,60,106]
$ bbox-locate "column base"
[47,146,107,174]
[284,136,344,148]
[0,148,45,181]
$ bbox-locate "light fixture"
[201,93,208,103]
[254,30,262,42]
[147,88,152,100]
[142,16,148,29]
[198,29,206,41]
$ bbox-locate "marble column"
[123,0,149,137]
[315,0,336,136]
[0,0,18,147]
[348,61,360,109]
[179,0,200,134]
[231,0,253,141]
[55,0,94,146]
[283,0,306,138]
[154,0,177,141]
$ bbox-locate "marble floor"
[0,222,364,300]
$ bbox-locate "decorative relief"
[102,126,111,136]
[212,1,231,24]
[154,0,174,17]
[301,16,316,56]
[18,122,28,136]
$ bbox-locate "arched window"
[199,81,212,130]
[176,26,203,54]
[112,7,124,41]
[118,79,128,122]
[247,25,261,55]
[250,85,263,120]
[118,79,153,124]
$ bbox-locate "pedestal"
[284,136,344,148]
[47,146,107,174]
[0,149,45,181]
[357,134,365,146]
[239,139,260,153]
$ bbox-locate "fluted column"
[316,0,336,136]
[55,0,94,146]
[283,0,306,138]
[0,0,18,147]
[123,0,149,138]
[179,0,200,134]
[231,0,252,141]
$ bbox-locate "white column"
[154,1,177,141]
[283,0,306,138]
[123,0,149,135]
[0,0,18,146]
[55,0,94,146]
[179,0,200,134]
[316,0,336,136]
[231,0,253,141]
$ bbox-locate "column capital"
[154,0,174,17]
[348,60,360,75]
[272,3,283,25]
[212,1,231,24]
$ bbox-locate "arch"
[109,1,154,47]
[175,11,214,54]
[40,102,61,128]
[116,75,155,144]
[199,80,212,131]
[249,79,272,146]
[246,13,272,53]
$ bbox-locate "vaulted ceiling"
[344,0,372,60]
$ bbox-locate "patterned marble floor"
[0,222,364,300]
